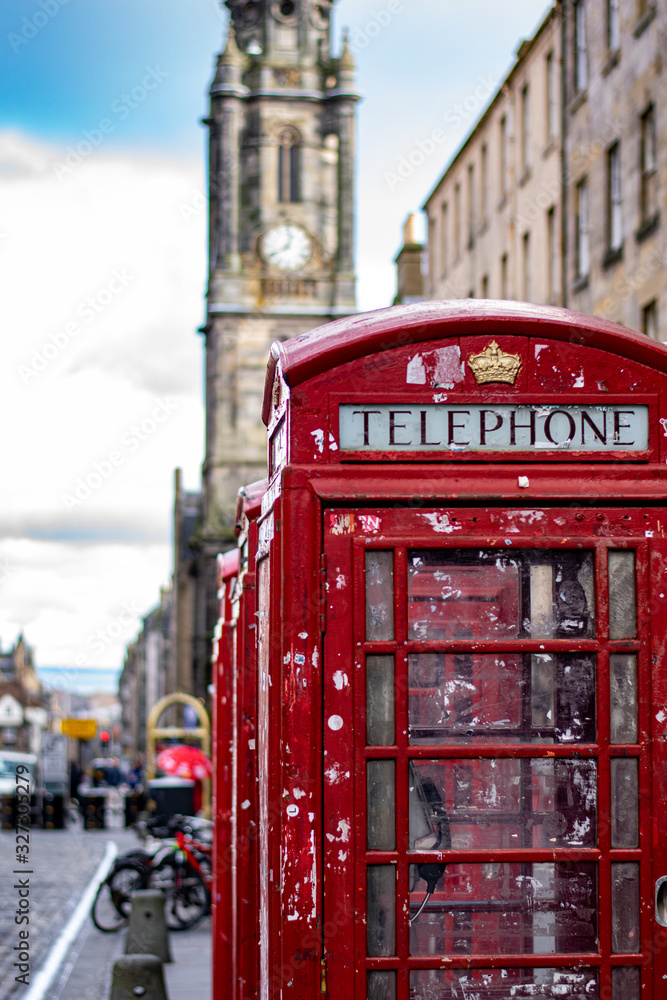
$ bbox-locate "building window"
[643,299,659,339]
[454,183,461,258]
[481,274,489,298]
[441,202,448,274]
[576,178,590,279]
[521,84,531,173]
[547,205,558,303]
[501,252,510,299]
[607,142,623,252]
[546,50,558,141]
[574,0,588,94]
[481,143,489,223]
[278,128,301,203]
[608,0,620,51]
[467,163,475,246]
[428,216,436,287]
[640,104,658,226]
[523,231,531,300]
[500,115,509,200]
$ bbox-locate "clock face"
[263,225,312,271]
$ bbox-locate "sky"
[0,0,552,694]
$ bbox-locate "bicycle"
[145,829,211,930]
[91,857,148,933]
[90,815,211,932]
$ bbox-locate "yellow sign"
[61,718,97,740]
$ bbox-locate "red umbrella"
[156,745,212,781]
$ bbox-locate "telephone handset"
[409,763,450,921]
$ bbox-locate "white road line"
[22,839,118,1000]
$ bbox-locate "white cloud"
[0,131,205,670]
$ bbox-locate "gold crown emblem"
[468,341,522,385]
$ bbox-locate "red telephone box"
[212,545,239,1000]
[212,480,266,1000]
[221,300,667,1000]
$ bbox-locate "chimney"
[393,214,424,305]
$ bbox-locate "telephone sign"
[339,402,650,452]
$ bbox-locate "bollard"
[110,954,168,1000]
[125,891,173,964]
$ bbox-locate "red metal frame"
[209,301,667,999]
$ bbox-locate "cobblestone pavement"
[0,823,139,1000]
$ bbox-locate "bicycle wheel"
[91,861,146,932]
[191,851,212,913]
[147,856,210,930]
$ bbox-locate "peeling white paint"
[328,432,338,452]
[298,631,308,639]
[324,763,350,785]
[432,345,465,385]
[293,788,306,800]
[310,829,317,920]
[518,476,530,489]
[248,739,255,750]
[283,653,291,665]
[312,647,320,669]
[294,653,306,665]
[406,354,427,384]
[311,429,325,454]
[507,509,545,524]
[661,418,667,437]
[534,344,548,358]
[421,512,462,534]
[336,573,347,590]
[433,392,448,403]
[337,819,351,843]
[330,513,354,535]
[333,670,348,690]
[573,371,584,388]
[656,710,666,723]
[241,799,251,810]
[338,850,348,862]
[309,812,315,822]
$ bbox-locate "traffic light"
[99,730,110,746]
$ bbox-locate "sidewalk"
[49,826,211,1000]
[164,918,212,1000]
[54,910,211,1000]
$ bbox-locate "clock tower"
[202,0,359,532]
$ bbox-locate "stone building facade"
[423,6,562,306]
[118,586,172,754]
[141,2,360,709]
[0,635,47,754]
[419,0,667,342]
[202,0,359,532]
[564,0,666,334]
